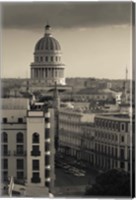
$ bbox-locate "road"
[54,167,98,196]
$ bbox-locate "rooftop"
[1,98,28,110]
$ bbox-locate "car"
[78,173,85,177]
[73,173,81,177]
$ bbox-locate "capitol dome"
[35,36,61,52]
[35,25,61,52]
[30,24,65,86]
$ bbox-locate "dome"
[35,36,61,51]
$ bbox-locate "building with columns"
[31,24,65,86]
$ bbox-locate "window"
[121,123,125,131]
[45,181,49,187]
[17,159,24,170]
[32,133,39,143]
[16,132,24,143]
[112,147,114,156]
[33,145,39,152]
[120,162,125,169]
[56,56,58,61]
[17,171,24,179]
[32,160,39,170]
[108,146,110,155]
[3,171,8,182]
[105,146,107,154]
[31,172,40,183]
[2,118,7,123]
[40,57,43,62]
[51,56,53,62]
[2,159,8,169]
[120,149,125,159]
[115,135,118,141]
[16,145,24,153]
[45,155,50,165]
[45,169,50,178]
[45,117,50,123]
[31,145,40,156]
[115,148,118,157]
[45,56,48,62]
[45,142,50,151]
[18,118,23,123]
[121,136,124,142]
[2,144,8,155]
[2,132,8,143]
[45,128,50,139]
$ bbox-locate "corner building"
[1,98,55,197]
[31,25,65,85]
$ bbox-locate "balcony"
[2,151,10,156]
[31,151,41,157]
[14,151,26,156]
[31,177,41,183]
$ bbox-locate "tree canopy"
[85,169,131,197]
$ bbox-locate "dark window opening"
[2,159,8,169]
[45,181,49,187]
[45,129,50,139]
[45,118,50,123]
[2,171,8,182]
[51,56,53,62]
[32,133,39,143]
[45,142,50,151]
[45,155,50,165]
[120,149,125,159]
[121,136,124,142]
[17,171,24,180]
[17,159,24,170]
[32,160,39,170]
[31,172,41,183]
[31,145,40,156]
[45,169,50,178]
[2,118,7,123]
[16,133,24,143]
[45,56,48,62]
[2,132,8,143]
[18,118,23,123]
[120,162,125,169]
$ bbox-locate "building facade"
[1,98,55,197]
[58,107,133,173]
[94,113,132,172]
[58,108,95,164]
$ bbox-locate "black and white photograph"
[0,1,135,198]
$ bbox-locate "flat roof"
[1,98,28,110]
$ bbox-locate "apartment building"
[1,98,55,197]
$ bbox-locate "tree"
[85,169,130,197]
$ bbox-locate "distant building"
[94,113,133,172]
[58,106,133,173]
[1,98,55,197]
[58,108,95,163]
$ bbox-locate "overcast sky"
[1,1,133,79]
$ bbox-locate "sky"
[1,1,133,79]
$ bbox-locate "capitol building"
[30,24,65,86]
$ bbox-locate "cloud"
[2,1,132,29]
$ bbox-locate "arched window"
[16,132,24,143]
[32,133,39,143]
[2,132,8,143]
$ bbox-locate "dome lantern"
[45,24,52,36]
